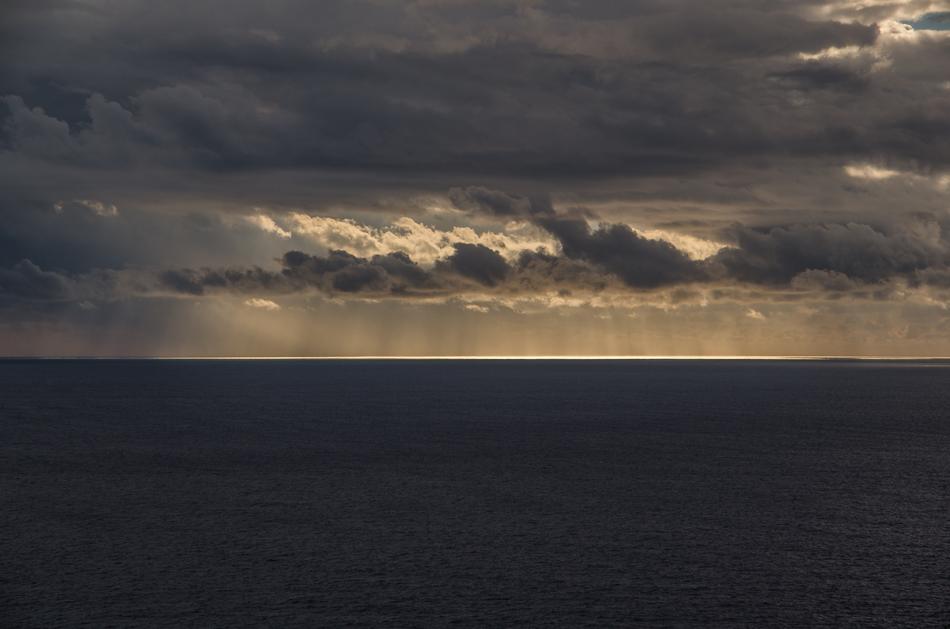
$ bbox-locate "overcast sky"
[2,0,950,356]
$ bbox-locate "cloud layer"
[3,0,950,354]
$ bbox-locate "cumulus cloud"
[538,217,707,289]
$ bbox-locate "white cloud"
[844,163,901,180]
[638,228,725,260]
[798,19,950,73]
[843,163,950,190]
[288,214,558,265]
[244,298,281,311]
[61,199,119,217]
[245,211,725,265]
[246,212,292,239]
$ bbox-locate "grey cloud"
[448,187,554,218]
[711,221,947,285]
[438,243,511,287]
[2,96,78,160]
[159,249,447,297]
[158,269,205,295]
[513,249,610,293]
[538,217,706,288]
[770,62,870,92]
[632,9,877,59]
[331,263,388,293]
[282,249,440,293]
[371,251,437,290]
[0,259,71,300]
[0,0,925,190]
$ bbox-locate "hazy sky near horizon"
[3,0,950,356]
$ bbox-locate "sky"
[2,0,950,356]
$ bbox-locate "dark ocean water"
[2,359,950,627]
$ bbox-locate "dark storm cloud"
[538,217,706,288]
[438,244,510,287]
[0,0,919,189]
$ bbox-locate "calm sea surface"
[2,359,950,627]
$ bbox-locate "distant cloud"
[844,164,900,180]
[53,199,119,217]
[244,298,281,311]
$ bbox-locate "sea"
[2,359,949,627]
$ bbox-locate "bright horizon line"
[7,355,950,361]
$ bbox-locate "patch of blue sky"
[903,12,950,31]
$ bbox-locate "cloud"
[448,186,553,218]
[287,213,557,265]
[74,199,118,217]
[0,259,71,301]
[52,199,119,217]
[438,243,510,287]
[130,211,950,306]
[165,248,449,297]
[246,213,291,239]
[0,2,927,187]
[844,164,901,180]
[244,297,280,311]
[537,217,707,289]
[711,220,946,285]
